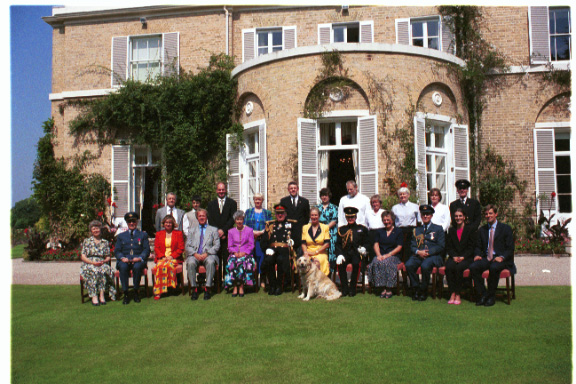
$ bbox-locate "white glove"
[266,249,275,256]
[336,255,345,265]
[358,246,367,255]
[287,239,294,247]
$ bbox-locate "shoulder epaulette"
[287,219,298,223]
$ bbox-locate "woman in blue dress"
[317,188,338,272]
[244,193,272,287]
[369,210,403,298]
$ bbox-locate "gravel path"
[11,255,571,286]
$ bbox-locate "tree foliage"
[11,197,41,229]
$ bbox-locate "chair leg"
[505,276,511,305]
[431,271,437,299]
[512,274,516,300]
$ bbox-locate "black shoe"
[341,289,349,297]
[476,295,487,306]
[412,291,420,301]
[418,293,428,301]
[268,288,275,296]
[232,293,238,298]
[484,296,496,307]
[191,291,199,301]
[122,294,130,305]
[204,290,212,300]
[239,293,245,298]
[349,289,357,297]
[99,300,106,306]
[133,293,141,303]
[274,288,282,296]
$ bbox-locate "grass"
[11,244,25,259]
[11,285,572,384]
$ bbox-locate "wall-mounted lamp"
[140,17,147,25]
[341,5,349,15]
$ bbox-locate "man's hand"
[357,247,366,256]
[266,249,275,256]
[494,256,503,263]
[121,257,129,263]
[287,239,294,247]
[474,256,482,261]
[218,229,225,238]
[194,253,206,262]
[132,257,142,263]
[336,255,345,265]
[454,257,464,263]
[417,250,429,258]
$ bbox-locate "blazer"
[115,229,150,262]
[185,224,220,257]
[155,206,186,232]
[227,226,255,256]
[449,198,482,230]
[206,197,237,234]
[474,221,514,267]
[410,222,445,258]
[154,230,185,263]
[280,195,310,228]
[446,225,477,261]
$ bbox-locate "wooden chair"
[151,263,186,296]
[481,266,516,304]
[187,264,221,295]
[331,262,366,294]
[400,264,438,299]
[114,267,150,298]
[435,267,473,301]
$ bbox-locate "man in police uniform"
[405,204,445,301]
[260,204,302,296]
[334,206,371,297]
[115,212,150,304]
[450,179,482,230]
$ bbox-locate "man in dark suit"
[279,181,310,228]
[206,182,237,280]
[469,204,514,307]
[115,212,150,304]
[155,192,185,232]
[449,179,482,230]
[405,204,445,301]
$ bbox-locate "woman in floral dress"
[225,210,256,297]
[80,220,116,306]
[317,188,338,272]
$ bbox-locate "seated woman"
[225,210,256,297]
[368,210,403,299]
[445,208,477,305]
[153,215,185,300]
[80,220,117,306]
[301,207,331,276]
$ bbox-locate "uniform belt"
[270,242,289,248]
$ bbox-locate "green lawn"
[11,285,571,384]
[11,244,25,259]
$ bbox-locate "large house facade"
[43,5,572,230]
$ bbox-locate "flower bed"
[515,237,569,255]
[39,248,82,261]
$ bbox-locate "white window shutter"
[360,20,374,43]
[112,145,131,219]
[162,32,179,77]
[534,129,557,211]
[283,26,297,50]
[259,123,268,205]
[395,18,410,45]
[441,16,456,55]
[452,123,470,187]
[298,118,319,204]
[242,28,256,62]
[358,115,378,197]
[318,23,332,45]
[414,116,427,205]
[227,134,241,203]
[529,6,550,64]
[111,36,128,87]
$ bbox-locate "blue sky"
[10,5,53,206]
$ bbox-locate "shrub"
[23,229,49,261]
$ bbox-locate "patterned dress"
[368,226,403,287]
[317,203,338,271]
[224,226,256,287]
[80,237,116,299]
[244,207,272,274]
[153,236,178,296]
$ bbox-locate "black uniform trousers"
[263,248,291,290]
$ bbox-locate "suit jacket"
[446,225,477,261]
[115,229,150,262]
[410,223,445,258]
[206,197,237,234]
[154,230,185,263]
[185,224,220,257]
[474,221,514,267]
[449,198,482,230]
[155,206,185,232]
[280,195,310,227]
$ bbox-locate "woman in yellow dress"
[301,207,330,275]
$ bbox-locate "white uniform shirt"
[431,202,450,232]
[391,201,421,227]
[337,193,371,227]
[365,208,385,230]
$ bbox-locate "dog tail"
[325,291,342,301]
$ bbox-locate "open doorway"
[135,166,161,236]
[326,149,356,204]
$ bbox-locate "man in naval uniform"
[449,179,482,230]
[115,212,150,304]
[260,204,302,296]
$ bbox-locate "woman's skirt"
[80,257,116,299]
[368,255,401,287]
[153,259,179,296]
[224,256,256,287]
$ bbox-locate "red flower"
[107,197,112,205]
[112,202,117,208]
[97,211,104,217]
[160,203,165,207]
[24,228,29,235]
[153,204,159,209]
[551,192,557,198]
[400,182,408,188]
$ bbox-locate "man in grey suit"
[185,208,220,301]
[155,192,185,233]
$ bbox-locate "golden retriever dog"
[297,255,341,301]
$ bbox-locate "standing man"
[405,205,445,301]
[280,181,310,228]
[469,204,514,307]
[185,209,220,301]
[182,195,202,237]
[260,204,302,296]
[115,212,150,304]
[334,207,371,297]
[337,180,371,228]
[450,179,482,230]
[206,182,237,281]
[155,192,185,232]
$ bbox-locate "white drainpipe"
[224,6,229,55]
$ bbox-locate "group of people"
[80,178,514,307]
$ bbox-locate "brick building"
[43,5,572,230]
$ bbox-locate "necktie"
[424,224,428,233]
[461,198,466,205]
[293,197,297,207]
[487,226,494,261]
[130,230,134,239]
[219,199,224,213]
[198,226,205,253]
